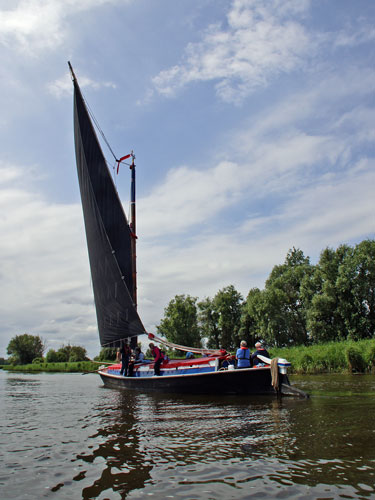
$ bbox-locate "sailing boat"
[69,63,306,397]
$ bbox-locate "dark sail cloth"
[251,348,270,365]
[151,345,164,376]
[120,343,131,376]
[72,75,146,347]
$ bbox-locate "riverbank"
[270,339,375,374]
[1,339,375,374]
[0,360,100,373]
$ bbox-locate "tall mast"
[130,152,137,349]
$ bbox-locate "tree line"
[157,240,375,351]
[6,334,88,365]
[5,240,374,363]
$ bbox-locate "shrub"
[300,353,314,373]
[345,345,366,373]
[46,349,59,363]
[365,342,375,372]
[95,347,117,362]
[32,357,44,364]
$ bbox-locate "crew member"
[120,340,131,376]
[236,340,251,368]
[149,343,164,376]
[251,342,270,366]
[128,346,146,377]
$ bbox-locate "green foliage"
[198,297,220,349]
[7,334,45,365]
[240,248,314,348]
[336,240,375,340]
[262,247,313,346]
[270,339,374,374]
[198,285,243,350]
[95,347,117,362]
[239,288,262,347]
[68,346,88,362]
[156,239,375,353]
[32,357,44,364]
[46,349,58,363]
[345,345,366,373]
[240,241,375,348]
[45,345,88,363]
[213,285,243,350]
[2,361,98,373]
[366,342,375,371]
[306,241,375,343]
[157,294,201,348]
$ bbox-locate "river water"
[0,371,374,500]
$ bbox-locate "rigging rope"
[81,89,119,163]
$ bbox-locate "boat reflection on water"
[71,380,375,500]
[72,390,152,500]
[2,372,374,499]
[71,390,303,499]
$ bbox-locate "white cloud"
[0,0,127,55]
[138,161,243,237]
[334,20,375,47]
[139,67,373,241]
[0,163,98,357]
[149,0,374,105]
[151,0,313,103]
[47,73,116,98]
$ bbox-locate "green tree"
[56,345,71,362]
[336,240,375,340]
[68,346,88,362]
[240,287,266,346]
[7,334,45,365]
[46,345,88,363]
[46,349,59,363]
[263,248,314,346]
[198,286,243,350]
[198,297,220,349]
[95,347,117,362]
[213,285,243,350]
[157,294,202,349]
[304,245,352,343]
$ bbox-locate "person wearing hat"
[251,341,270,366]
[236,340,251,368]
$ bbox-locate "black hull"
[98,367,307,397]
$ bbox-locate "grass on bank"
[0,360,102,373]
[269,339,375,374]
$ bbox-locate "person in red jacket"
[149,343,164,376]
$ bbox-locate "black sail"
[72,77,146,345]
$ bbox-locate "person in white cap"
[251,341,270,366]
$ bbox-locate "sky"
[0,0,374,359]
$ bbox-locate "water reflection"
[77,391,152,499]
[1,372,375,499]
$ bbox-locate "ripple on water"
[1,372,375,499]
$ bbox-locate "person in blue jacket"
[236,340,251,368]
